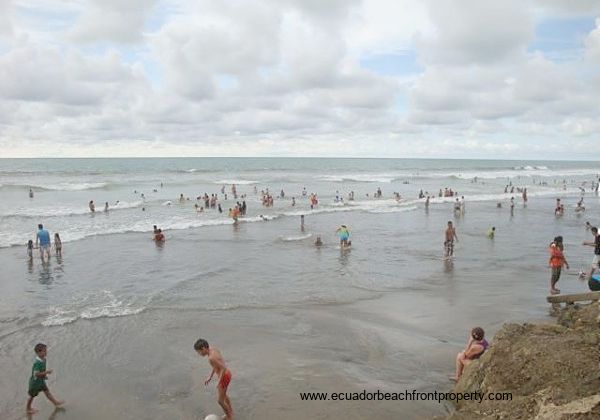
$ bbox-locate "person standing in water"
[35,224,51,262]
[29,188,34,198]
[444,221,458,259]
[89,200,95,213]
[104,202,109,212]
[54,233,62,257]
[548,236,569,294]
[300,215,305,231]
[336,225,351,248]
[487,227,495,239]
[27,240,34,260]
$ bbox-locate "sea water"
[0,158,599,419]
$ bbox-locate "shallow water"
[1,158,599,419]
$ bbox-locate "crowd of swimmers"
[22,176,600,419]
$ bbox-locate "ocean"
[0,158,599,419]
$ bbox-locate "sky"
[0,0,599,159]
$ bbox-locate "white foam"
[8,182,109,191]
[41,291,145,327]
[319,174,397,183]
[281,233,312,241]
[0,200,143,217]
[214,179,258,185]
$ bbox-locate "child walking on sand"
[194,338,233,420]
[26,343,64,414]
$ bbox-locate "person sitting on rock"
[450,327,489,381]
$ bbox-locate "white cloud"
[0,0,599,158]
[70,0,157,43]
[0,0,13,36]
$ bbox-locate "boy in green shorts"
[26,343,64,415]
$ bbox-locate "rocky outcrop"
[444,302,600,419]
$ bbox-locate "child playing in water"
[54,233,62,256]
[26,343,64,414]
[336,225,350,247]
[194,338,233,420]
[27,240,33,260]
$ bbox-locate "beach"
[1,158,599,419]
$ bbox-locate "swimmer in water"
[487,227,495,239]
[315,236,323,246]
[154,229,165,242]
[89,200,95,213]
[104,202,109,212]
[29,188,34,198]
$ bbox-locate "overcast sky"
[1,0,599,159]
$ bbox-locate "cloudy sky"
[1,0,599,159]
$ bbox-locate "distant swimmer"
[154,229,165,242]
[575,197,585,213]
[487,227,495,239]
[292,197,296,207]
[336,225,351,248]
[444,221,458,259]
[218,204,223,213]
[510,197,515,213]
[179,194,185,204]
[453,198,461,214]
[585,221,593,230]
[496,202,502,208]
[554,198,562,216]
[522,188,528,204]
[425,195,430,210]
[54,233,62,257]
[259,215,268,221]
[29,188,34,198]
[315,235,323,246]
[104,202,109,212]
[35,224,51,262]
[89,200,95,213]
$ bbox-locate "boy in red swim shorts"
[194,338,233,420]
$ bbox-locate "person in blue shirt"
[35,224,51,261]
